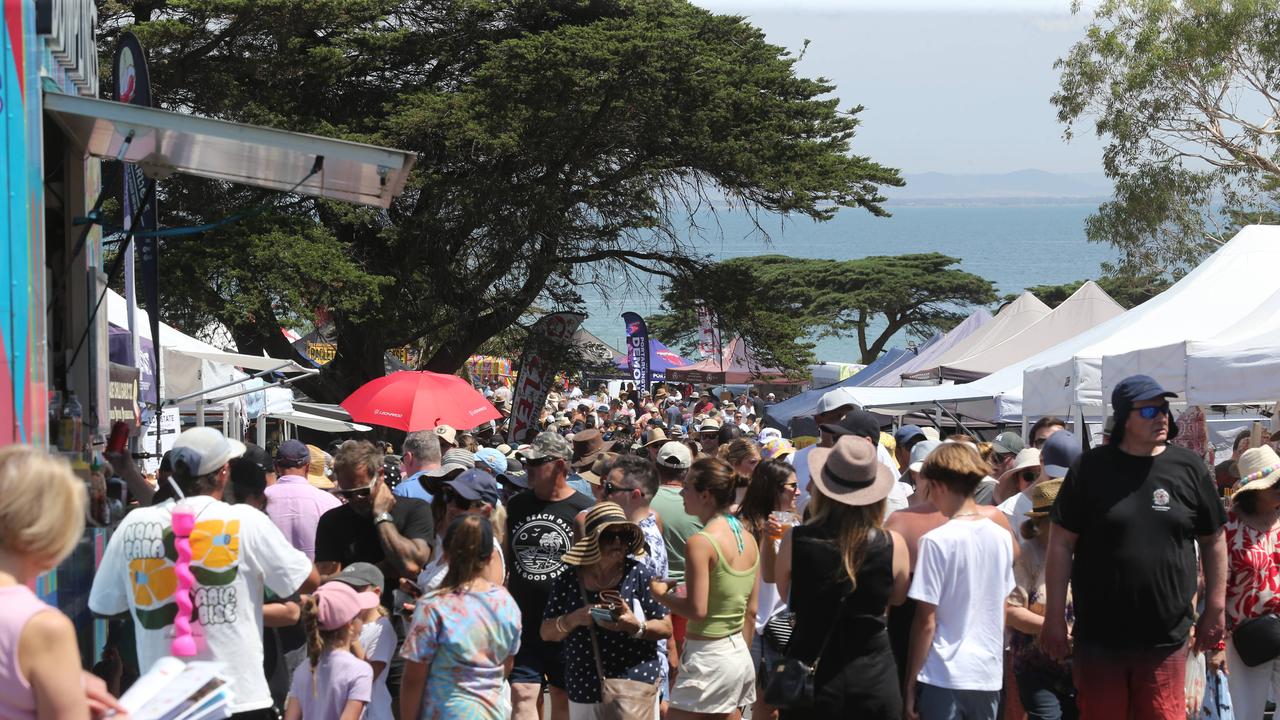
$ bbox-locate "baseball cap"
[992,431,1025,456]
[499,457,529,488]
[240,443,274,473]
[445,469,500,506]
[656,441,693,470]
[892,425,926,446]
[907,439,943,472]
[473,448,508,475]
[330,562,385,591]
[821,409,882,445]
[434,424,458,446]
[170,427,246,479]
[1041,430,1082,478]
[815,388,857,416]
[313,581,379,631]
[275,439,310,467]
[522,431,573,462]
[1110,374,1180,444]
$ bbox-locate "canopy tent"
[898,295,1050,384]
[615,338,691,381]
[1023,225,1280,416]
[870,309,995,386]
[666,336,791,385]
[762,342,930,431]
[1101,285,1280,405]
[572,328,626,367]
[853,336,940,386]
[936,282,1124,382]
[107,289,313,411]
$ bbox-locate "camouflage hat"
[521,431,572,462]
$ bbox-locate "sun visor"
[44,91,415,208]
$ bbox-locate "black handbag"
[763,599,847,708]
[1232,614,1280,667]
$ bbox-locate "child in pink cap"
[285,581,380,720]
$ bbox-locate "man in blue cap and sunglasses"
[1041,374,1227,718]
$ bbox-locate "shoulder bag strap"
[578,578,609,683]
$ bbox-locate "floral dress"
[1007,541,1074,682]
[1225,510,1280,632]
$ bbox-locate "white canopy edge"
[45,91,416,208]
[267,409,372,433]
[168,347,314,375]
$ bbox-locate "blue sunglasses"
[1134,405,1170,419]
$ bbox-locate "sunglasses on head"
[1133,405,1170,419]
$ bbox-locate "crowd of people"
[2,373,1277,719]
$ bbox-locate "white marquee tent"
[1022,225,1280,416]
[897,292,1051,384]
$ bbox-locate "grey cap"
[522,431,573,462]
[331,562,385,590]
[656,441,693,470]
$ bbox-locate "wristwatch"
[374,512,395,526]
[632,622,646,640]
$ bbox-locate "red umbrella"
[339,371,502,432]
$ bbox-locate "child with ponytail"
[285,581,379,720]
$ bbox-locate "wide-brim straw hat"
[1024,479,1064,519]
[561,502,646,566]
[807,435,895,507]
[1233,445,1280,496]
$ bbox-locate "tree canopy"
[1054,0,1280,280]
[649,253,996,366]
[98,0,901,401]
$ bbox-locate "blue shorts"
[509,632,566,688]
[750,627,785,683]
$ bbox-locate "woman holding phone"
[542,502,673,718]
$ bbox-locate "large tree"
[97,0,901,401]
[649,253,996,366]
[1054,0,1280,280]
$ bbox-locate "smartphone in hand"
[589,605,620,625]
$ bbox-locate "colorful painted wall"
[0,0,48,445]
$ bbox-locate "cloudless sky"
[690,0,1108,175]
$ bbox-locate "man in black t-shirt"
[1043,375,1227,718]
[314,440,435,600]
[507,431,595,720]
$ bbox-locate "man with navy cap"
[264,439,341,560]
[1042,375,1227,718]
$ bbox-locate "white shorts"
[669,635,756,714]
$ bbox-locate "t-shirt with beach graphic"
[401,585,522,720]
[89,495,313,714]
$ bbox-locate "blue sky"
[690,0,1107,174]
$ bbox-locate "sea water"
[577,203,1118,363]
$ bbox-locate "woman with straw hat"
[1004,479,1077,720]
[1222,445,1280,720]
[762,435,910,718]
[541,502,672,718]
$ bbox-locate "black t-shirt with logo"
[314,498,435,604]
[505,488,596,624]
[1051,444,1226,650]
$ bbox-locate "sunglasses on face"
[1133,405,1170,420]
[1019,469,1038,484]
[780,481,799,492]
[523,456,556,468]
[442,488,481,509]
[598,529,632,546]
[334,480,377,500]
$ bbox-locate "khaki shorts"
[668,635,756,714]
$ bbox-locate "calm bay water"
[578,203,1118,363]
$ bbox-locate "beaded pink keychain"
[170,504,198,656]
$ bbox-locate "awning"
[267,409,372,433]
[167,347,313,375]
[44,91,416,208]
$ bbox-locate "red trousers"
[1072,642,1188,720]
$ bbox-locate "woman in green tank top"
[653,457,760,719]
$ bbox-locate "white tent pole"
[196,402,205,428]
[257,410,268,447]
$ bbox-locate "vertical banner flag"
[114,33,160,417]
[507,312,585,444]
[696,303,719,360]
[622,312,651,394]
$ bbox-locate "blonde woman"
[0,446,124,719]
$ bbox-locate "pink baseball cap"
[315,581,380,631]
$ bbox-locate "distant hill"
[889,170,1112,205]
